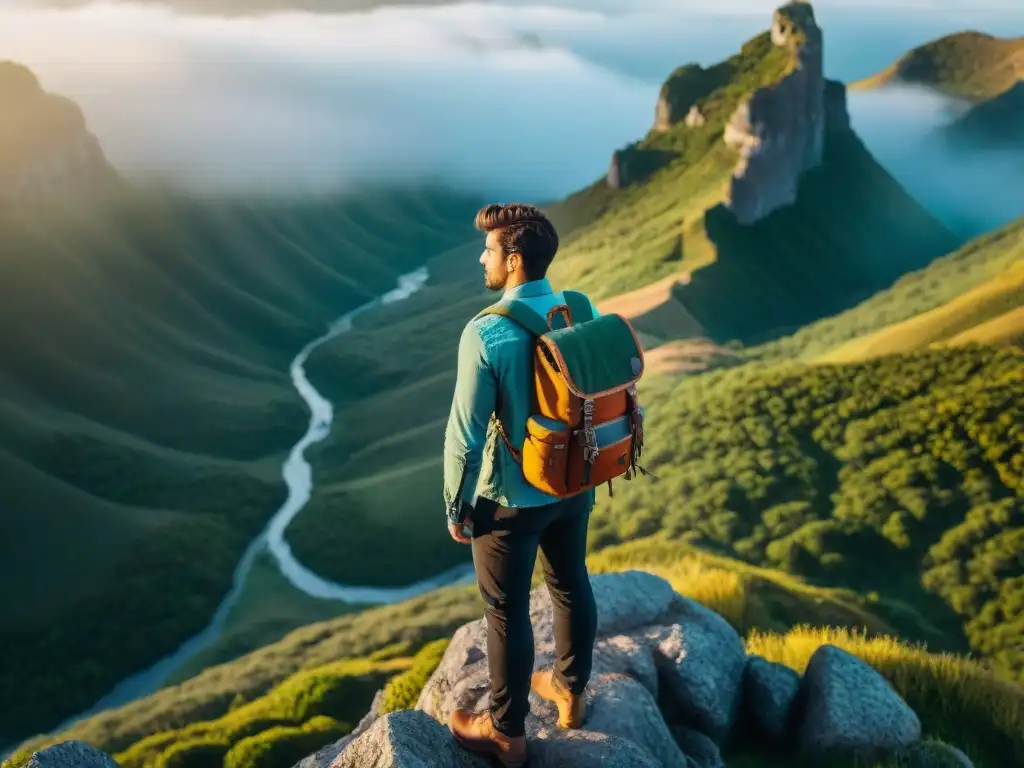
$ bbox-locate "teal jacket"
[443,278,599,524]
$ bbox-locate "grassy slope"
[816,259,1024,363]
[0,185,484,745]
[851,31,1024,102]
[8,536,1022,768]
[751,215,1024,363]
[290,240,491,585]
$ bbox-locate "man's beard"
[484,271,505,291]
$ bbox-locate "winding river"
[38,267,476,742]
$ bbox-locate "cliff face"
[607,146,676,190]
[723,1,839,225]
[653,62,732,133]
[0,62,118,208]
[604,2,852,216]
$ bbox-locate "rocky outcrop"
[24,573,976,768]
[723,1,848,224]
[290,571,972,767]
[0,62,118,208]
[685,106,707,128]
[23,741,120,768]
[607,146,676,189]
[824,78,852,134]
[653,63,731,133]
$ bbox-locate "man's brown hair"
[475,203,559,281]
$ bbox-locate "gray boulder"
[901,740,975,768]
[330,710,486,768]
[25,741,121,768]
[797,644,922,758]
[296,688,385,768]
[334,708,666,768]
[303,570,975,768]
[670,725,725,768]
[412,571,689,767]
[576,673,687,768]
[648,598,747,743]
[742,654,800,741]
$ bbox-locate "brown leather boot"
[530,670,586,728]
[448,709,528,767]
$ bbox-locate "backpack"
[476,290,655,498]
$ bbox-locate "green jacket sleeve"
[442,319,497,524]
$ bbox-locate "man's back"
[443,277,600,513]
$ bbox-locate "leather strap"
[495,417,522,464]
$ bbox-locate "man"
[442,203,599,767]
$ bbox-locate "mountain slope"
[752,214,1024,363]
[0,61,121,204]
[543,4,957,344]
[851,31,1024,101]
[946,80,1024,148]
[815,259,1024,363]
[0,64,485,747]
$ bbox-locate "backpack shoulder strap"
[561,290,595,324]
[476,299,549,337]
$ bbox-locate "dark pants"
[470,491,598,738]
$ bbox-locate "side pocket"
[566,434,633,494]
[521,416,571,497]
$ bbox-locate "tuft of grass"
[221,716,348,768]
[111,656,406,768]
[379,638,451,715]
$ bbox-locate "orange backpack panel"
[477,290,653,498]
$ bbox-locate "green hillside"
[0,175,484,745]
[9,534,1023,768]
[751,215,1024,363]
[852,31,1024,102]
[815,260,1024,363]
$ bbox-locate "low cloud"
[848,86,1024,238]
[1,0,1021,208]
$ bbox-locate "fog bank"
[1,0,1021,209]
